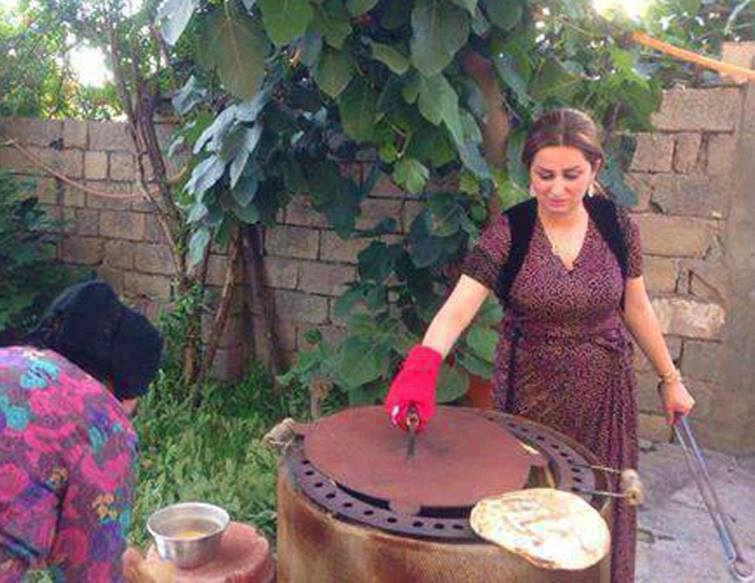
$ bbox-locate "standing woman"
[385,108,695,582]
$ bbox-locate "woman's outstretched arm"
[422,275,491,358]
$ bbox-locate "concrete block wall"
[0,116,247,380]
[1,43,754,451]
[623,79,754,449]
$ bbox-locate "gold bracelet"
[658,368,682,385]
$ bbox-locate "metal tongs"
[405,404,420,459]
[674,415,754,582]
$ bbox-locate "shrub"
[0,171,77,344]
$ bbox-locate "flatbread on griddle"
[469,488,610,571]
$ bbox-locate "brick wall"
[2,42,754,452]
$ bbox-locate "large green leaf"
[484,0,522,31]
[314,49,354,98]
[203,13,270,100]
[458,351,493,379]
[357,241,402,283]
[337,338,390,386]
[337,78,378,142]
[366,40,409,75]
[185,155,226,196]
[458,141,490,179]
[258,0,314,47]
[346,0,379,16]
[417,74,463,144]
[157,0,199,46]
[393,158,429,194]
[529,58,581,102]
[466,324,497,362]
[410,0,470,77]
[449,0,478,16]
[188,227,210,266]
[227,125,263,188]
[435,363,470,403]
[310,0,353,49]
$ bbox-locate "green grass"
[128,362,309,548]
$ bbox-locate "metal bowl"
[147,502,229,569]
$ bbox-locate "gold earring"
[587,182,595,197]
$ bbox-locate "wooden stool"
[147,521,274,582]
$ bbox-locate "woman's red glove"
[384,345,443,431]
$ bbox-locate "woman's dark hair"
[24,280,162,401]
[522,108,604,171]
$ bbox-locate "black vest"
[494,197,629,308]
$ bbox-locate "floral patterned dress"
[0,346,137,582]
[462,204,643,583]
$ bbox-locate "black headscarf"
[24,280,162,400]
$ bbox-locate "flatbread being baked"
[469,488,610,571]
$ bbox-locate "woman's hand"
[122,548,175,583]
[659,381,695,425]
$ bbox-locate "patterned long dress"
[0,346,137,581]
[461,203,643,583]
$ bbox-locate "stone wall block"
[683,339,723,382]
[75,208,100,236]
[96,265,125,292]
[634,215,717,257]
[298,262,356,297]
[743,84,755,133]
[0,146,33,171]
[84,151,108,180]
[356,198,403,231]
[61,208,76,234]
[285,196,330,228]
[104,240,136,269]
[651,174,725,219]
[0,118,62,146]
[63,185,86,208]
[99,210,145,241]
[63,120,88,149]
[109,152,135,182]
[720,42,755,84]
[85,182,133,210]
[123,272,173,299]
[143,216,165,243]
[206,254,244,286]
[625,173,653,212]
[643,257,680,293]
[706,134,737,176]
[58,149,83,179]
[650,88,742,131]
[89,121,132,151]
[273,290,328,324]
[686,261,728,302]
[61,236,103,265]
[630,133,674,172]
[262,257,299,289]
[673,133,702,173]
[320,231,365,264]
[35,178,60,205]
[651,297,725,339]
[265,225,319,259]
[135,243,175,275]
